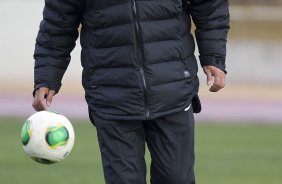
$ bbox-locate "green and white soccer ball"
[21,111,75,164]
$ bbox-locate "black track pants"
[89,108,195,184]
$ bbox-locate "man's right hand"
[32,87,56,111]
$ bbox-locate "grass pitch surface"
[0,118,282,184]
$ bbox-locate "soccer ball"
[21,111,75,164]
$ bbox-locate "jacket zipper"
[130,0,150,119]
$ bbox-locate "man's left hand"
[203,66,226,92]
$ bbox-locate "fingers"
[203,66,226,92]
[209,75,224,92]
[32,87,54,111]
[46,90,56,107]
[204,67,213,86]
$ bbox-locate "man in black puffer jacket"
[32,0,229,183]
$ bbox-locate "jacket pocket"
[180,58,192,82]
[181,55,198,74]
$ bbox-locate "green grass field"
[1,118,282,184]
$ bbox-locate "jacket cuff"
[32,82,61,97]
[199,55,227,74]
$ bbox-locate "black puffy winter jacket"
[34,0,230,120]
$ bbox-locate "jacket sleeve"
[188,0,230,73]
[33,0,83,94]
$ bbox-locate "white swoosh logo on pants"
[184,104,191,111]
